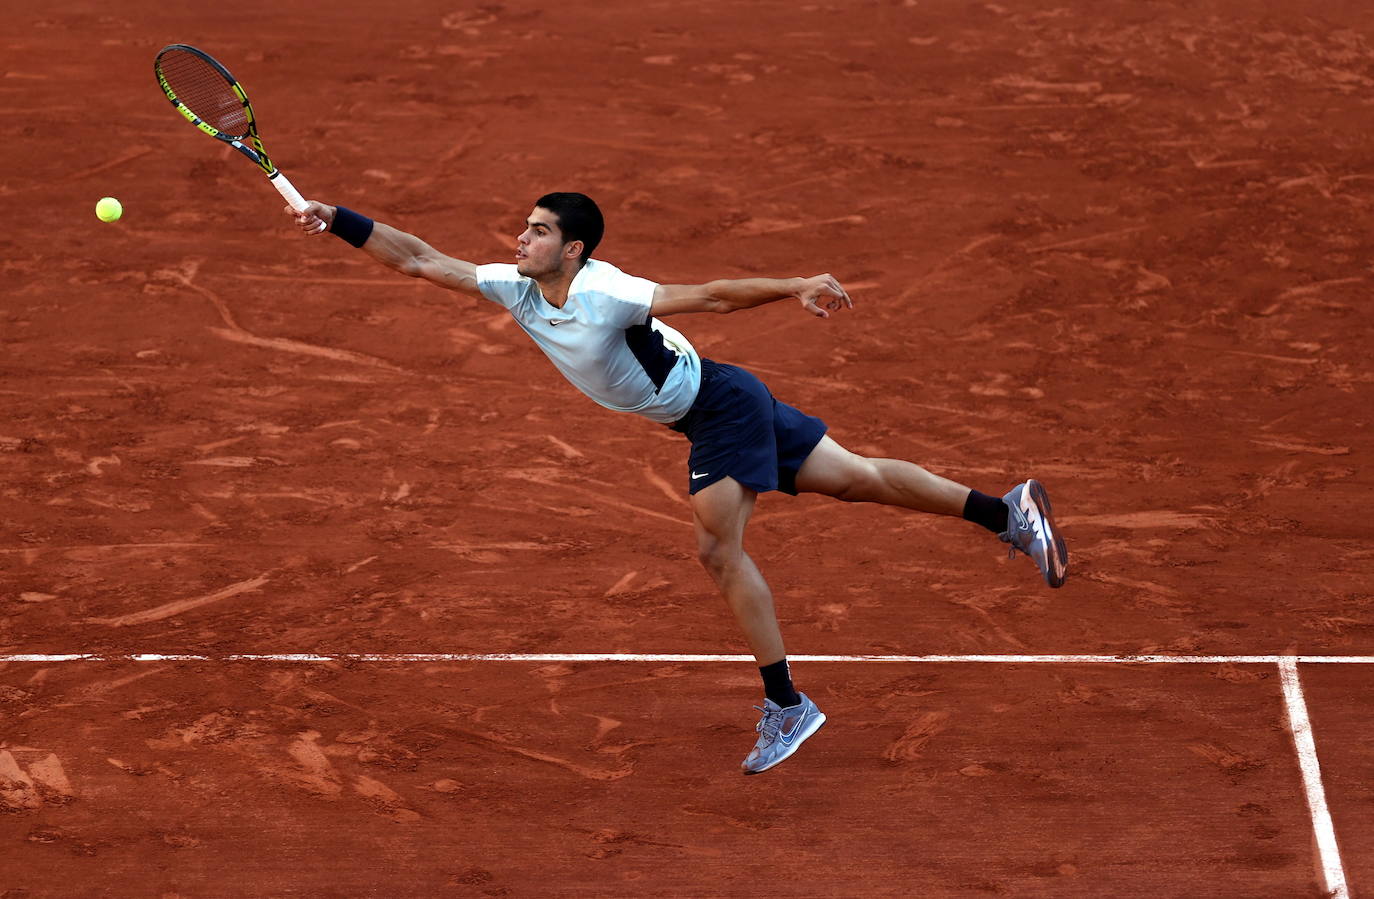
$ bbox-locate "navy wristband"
[330,206,374,248]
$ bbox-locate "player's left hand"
[797,274,852,319]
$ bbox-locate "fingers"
[285,204,329,236]
[799,273,852,319]
[823,273,853,309]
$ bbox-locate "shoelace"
[1001,521,1027,559]
[1000,505,1031,559]
[753,704,783,744]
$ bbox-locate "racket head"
[155,44,278,174]
[155,45,255,138]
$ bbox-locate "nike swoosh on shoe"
[778,709,811,746]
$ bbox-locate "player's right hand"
[287,201,334,236]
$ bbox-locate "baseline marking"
[1278,658,1349,899]
[0,650,1357,893]
[3,653,1374,664]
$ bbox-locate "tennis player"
[286,193,1068,774]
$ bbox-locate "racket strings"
[158,49,250,137]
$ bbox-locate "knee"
[833,459,884,503]
[696,536,739,576]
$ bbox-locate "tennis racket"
[154,44,320,226]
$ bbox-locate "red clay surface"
[3,0,1373,895]
[0,662,1336,896]
[1292,664,1374,896]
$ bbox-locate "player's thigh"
[793,435,878,499]
[690,476,757,555]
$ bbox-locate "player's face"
[515,207,578,277]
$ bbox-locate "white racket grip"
[270,170,308,211]
[270,171,327,233]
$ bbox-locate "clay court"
[3,0,1373,895]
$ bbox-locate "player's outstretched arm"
[288,201,482,298]
[650,274,852,319]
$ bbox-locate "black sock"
[759,659,801,708]
[963,489,1009,535]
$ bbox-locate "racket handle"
[270,171,327,233]
[270,171,309,213]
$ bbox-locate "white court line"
[2,653,1374,663]
[1278,658,1349,899]
[0,650,1358,892]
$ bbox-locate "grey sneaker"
[1000,479,1068,588]
[741,693,826,775]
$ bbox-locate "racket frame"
[154,43,309,212]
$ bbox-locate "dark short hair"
[535,192,603,264]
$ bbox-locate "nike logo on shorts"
[691,472,710,479]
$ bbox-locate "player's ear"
[564,240,584,261]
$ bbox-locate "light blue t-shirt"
[475,260,702,424]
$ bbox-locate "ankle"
[759,659,801,707]
[963,489,1009,534]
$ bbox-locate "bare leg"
[792,434,1066,588]
[690,476,785,666]
[794,434,972,515]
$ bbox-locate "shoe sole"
[742,711,827,775]
[1026,479,1068,588]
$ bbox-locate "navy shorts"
[669,359,828,496]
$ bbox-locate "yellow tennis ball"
[95,197,123,223]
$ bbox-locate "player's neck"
[534,263,583,309]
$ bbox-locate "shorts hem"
[687,472,776,496]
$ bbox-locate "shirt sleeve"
[594,266,659,328]
[475,263,531,309]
